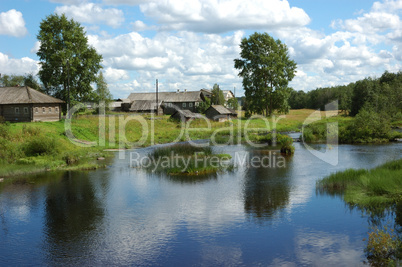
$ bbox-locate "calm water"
[0,142,401,266]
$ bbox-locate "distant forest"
[288,70,402,117]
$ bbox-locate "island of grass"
[316,158,402,209]
[145,143,233,175]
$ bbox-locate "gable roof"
[171,109,204,119]
[128,91,203,103]
[0,86,64,105]
[207,105,233,115]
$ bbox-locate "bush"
[277,134,295,155]
[24,135,59,156]
[365,226,401,265]
[62,151,82,165]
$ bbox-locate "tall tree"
[234,32,296,116]
[211,83,225,105]
[37,14,102,105]
[94,71,112,110]
[0,73,42,91]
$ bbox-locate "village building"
[222,90,235,102]
[170,109,205,122]
[125,90,206,115]
[0,86,64,122]
[205,105,237,122]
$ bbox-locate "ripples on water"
[0,142,401,265]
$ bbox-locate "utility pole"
[156,79,159,115]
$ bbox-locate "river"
[0,142,401,266]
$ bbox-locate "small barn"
[205,105,237,122]
[0,86,64,122]
[170,109,204,122]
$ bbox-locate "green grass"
[317,159,402,209]
[0,109,315,177]
[147,143,233,175]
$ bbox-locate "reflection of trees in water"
[243,151,292,222]
[44,171,109,264]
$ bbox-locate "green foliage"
[37,14,102,103]
[365,226,401,265]
[0,73,43,91]
[234,32,297,116]
[350,108,391,142]
[277,134,295,155]
[94,71,112,113]
[24,135,59,156]
[227,97,239,110]
[211,84,225,105]
[197,97,211,113]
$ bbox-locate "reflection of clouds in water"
[294,230,364,266]
[200,244,243,266]
[96,168,245,264]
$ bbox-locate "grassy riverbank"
[302,109,402,144]
[0,109,323,178]
[317,159,402,208]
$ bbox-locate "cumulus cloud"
[104,67,130,82]
[140,0,310,33]
[0,9,28,37]
[0,52,39,75]
[55,3,125,28]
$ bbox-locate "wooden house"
[126,90,205,115]
[205,105,237,122]
[0,86,64,122]
[170,109,204,122]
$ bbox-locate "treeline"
[288,70,402,118]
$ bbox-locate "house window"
[182,103,186,108]
[24,107,29,114]
[35,108,38,113]
[15,107,20,114]
[55,107,59,112]
[189,103,193,108]
[42,108,45,113]
[49,107,52,113]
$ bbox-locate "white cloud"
[55,3,125,28]
[50,0,87,4]
[0,9,27,37]
[102,0,151,5]
[104,67,130,82]
[0,52,39,75]
[140,0,310,33]
[30,41,41,54]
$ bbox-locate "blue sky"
[1,0,401,98]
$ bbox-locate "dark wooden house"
[126,90,205,115]
[170,109,204,122]
[205,105,237,122]
[0,86,64,122]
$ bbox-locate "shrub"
[277,134,295,155]
[365,226,401,265]
[62,151,81,165]
[24,135,59,156]
[0,123,9,139]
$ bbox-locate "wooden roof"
[128,91,203,103]
[171,109,204,119]
[207,105,235,115]
[0,86,64,105]
[128,100,162,111]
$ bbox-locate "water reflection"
[243,149,292,221]
[43,171,108,265]
[0,143,401,265]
